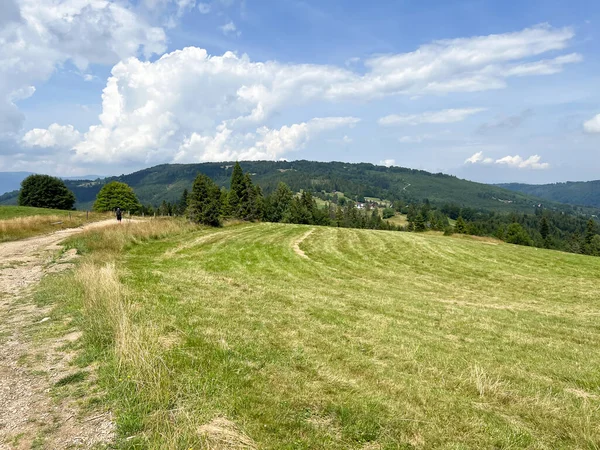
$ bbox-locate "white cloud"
[465,151,493,164]
[380,108,486,126]
[22,124,82,149]
[0,0,166,135]
[380,159,396,167]
[466,152,549,169]
[16,24,582,169]
[220,21,240,36]
[495,154,550,169]
[175,117,360,162]
[584,114,600,133]
[198,2,211,13]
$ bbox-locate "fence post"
[86,210,89,220]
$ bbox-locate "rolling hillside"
[499,180,600,208]
[1,161,592,214]
[39,220,600,448]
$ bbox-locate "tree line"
[14,170,600,257]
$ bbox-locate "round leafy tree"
[18,174,76,210]
[93,181,141,212]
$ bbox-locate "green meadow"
[38,221,600,449]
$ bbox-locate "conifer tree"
[227,162,245,217]
[188,174,222,226]
[266,182,293,222]
[585,219,596,245]
[455,216,467,234]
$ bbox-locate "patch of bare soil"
[0,220,120,449]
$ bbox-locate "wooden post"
[86,210,89,220]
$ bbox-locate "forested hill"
[0,160,594,215]
[498,181,600,208]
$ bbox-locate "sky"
[0,0,599,183]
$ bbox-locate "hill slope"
[45,221,600,448]
[1,161,589,214]
[499,180,600,208]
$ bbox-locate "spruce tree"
[227,162,245,217]
[585,219,596,245]
[455,216,467,234]
[540,216,550,240]
[266,182,293,222]
[188,174,222,226]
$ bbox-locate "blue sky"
[1,0,599,183]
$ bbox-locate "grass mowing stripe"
[39,221,600,448]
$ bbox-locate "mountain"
[0,172,33,195]
[498,181,600,208]
[1,161,596,215]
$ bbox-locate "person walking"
[116,207,122,223]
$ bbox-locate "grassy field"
[0,205,110,242]
[386,213,408,227]
[37,221,600,449]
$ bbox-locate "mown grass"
[0,205,111,242]
[37,220,600,449]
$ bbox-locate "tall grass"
[65,219,197,448]
[0,211,110,242]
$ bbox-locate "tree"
[586,234,600,256]
[188,174,222,226]
[177,188,189,215]
[414,212,426,232]
[93,181,141,212]
[585,219,597,245]
[226,162,245,217]
[540,216,550,241]
[265,182,293,222]
[18,174,75,210]
[454,216,467,234]
[382,208,395,219]
[505,222,533,246]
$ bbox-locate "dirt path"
[0,219,122,449]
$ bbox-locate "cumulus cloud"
[380,159,396,167]
[466,152,549,169]
[175,117,360,162]
[22,123,81,149]
[584,114,600,133]
[379,108,486,126]
[17,24,582,169]
[0,0,166,135]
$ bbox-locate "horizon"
[1,0,599,183]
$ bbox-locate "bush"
[382,208,395,219]
[18,174,75,210]
[93,181,141,213]
[505,222,533,246]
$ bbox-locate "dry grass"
[0,210,111,242]
[198,417,258,450]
